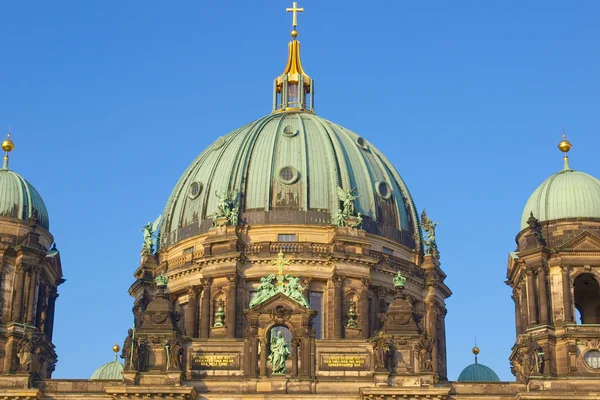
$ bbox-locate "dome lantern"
[273,2,314,114]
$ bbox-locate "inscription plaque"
[320,353,369,371]
[191,352,240,370]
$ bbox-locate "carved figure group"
[333,186,362,228]
[420,210,439,259]
[210,190,240,227]
[268,331,290,374]
[248,273,310,309]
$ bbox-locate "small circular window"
[282,125,298,137]
[188,181,203,199]
[213,136,226,150]
[278,166,299,184]
[376,181,392,199]
[585,350,600,369]
[356,136,369,150]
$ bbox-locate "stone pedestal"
[373,370,390,387]
[345,326,362,339]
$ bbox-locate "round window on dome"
[188,181,203,200]
[585,350,600,369]
[356,136,369,150]
[376,181,392,199]
[278,166,299,185]
[282,125,298,137]
[213,137,226,150]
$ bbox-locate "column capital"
[187,286,199,297]
[332,274,345,287]
[199,277,213,288]
[360,278,371,289]
[227,274,238,286]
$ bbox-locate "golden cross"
[271,251,290,276]
[286,2,304,28]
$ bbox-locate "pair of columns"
[12,264,52,327]
[185,275,237,338]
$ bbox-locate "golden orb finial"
[1,132,15,153]
[113,342,121,354]
[558,134,572,154]
[291,29,298,38]
[472,346,480,355]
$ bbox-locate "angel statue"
[420,209,439,259]
[141,216,161,256]
[333,186,362,228]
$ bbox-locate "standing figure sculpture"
[16,333,34,372]
[418,332,435,371]
[167,335,183,370]
[121,328,138,370]
[420,210,439,259]
[370,331,391,371]
[268,331,290,375]
[141,216,161,256]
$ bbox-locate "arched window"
[574,273,600,324]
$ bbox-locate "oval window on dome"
[278,166,299,185]
[585,350,600,369]
[188,181,203,200]
[376,181,392,199]
[356,136,369,150]
[213,137,226,150]
[282,125,298,137]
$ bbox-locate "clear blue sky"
[1,1,599,381]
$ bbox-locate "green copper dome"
[521,168,600,230]
[90,357,124,380]
[161,112,420,249]
[0,168,49,230]
[457,362,500,382]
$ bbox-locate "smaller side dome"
[90,359,123,380]
[457,363,501,382]
[0,169,49,230]
[521,169,600,230]
[91,344,124,380]
[457,346,500,382]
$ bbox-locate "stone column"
[513,288,522,335]
[291,338,299,376]
[199,278,212,338]
[526,270,538,325]
[185,286,198,338]
[360,278,370,339]
[46,289,58,340]
[12,264,25,322]
[259,338,268,376]
[537,266,549,325]
[561,266,573,323]
[26,267,39,325]
[226,274,237,338]
[333,275,344,339]
[426,300,439,375]
[520,284,528,330]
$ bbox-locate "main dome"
[520,168,600,230]
[161,112,419,249]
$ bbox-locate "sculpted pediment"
[559,231,600,252]
[249,292,311,314]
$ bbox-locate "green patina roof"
[521,168,600,230]
[91,357,124,380]
[0,168,49,230]
[457,362,500,382]
[161,112,420,248]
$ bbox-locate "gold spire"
[558,128,572,170]
[1,131,15,170]
[273,2,314,113]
